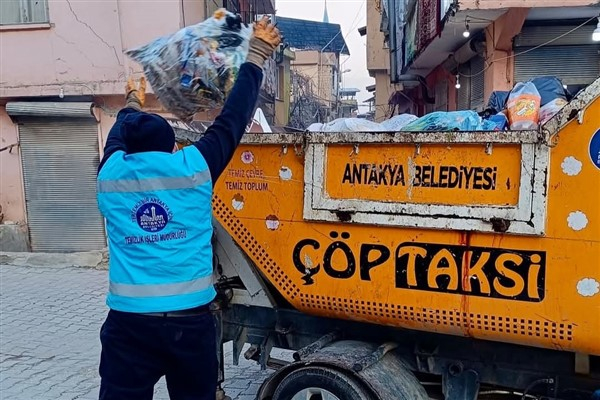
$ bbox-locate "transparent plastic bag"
[308,118,384,132]
[125,9,252,122]
[379,114,418,131]
[402,111,498,132]
[507,82,541,130]
[540,98,567,125]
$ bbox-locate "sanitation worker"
[96,17,281,400]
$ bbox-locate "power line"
[458,16,597,78]
[338,0,366,55]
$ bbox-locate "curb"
[0,250,108,270]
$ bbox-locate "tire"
[273,366,374,400]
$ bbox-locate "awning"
[6,102,96,121]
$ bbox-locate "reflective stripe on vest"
[98,170,211,193]
[109,275,213,298]
[97,147,216,313]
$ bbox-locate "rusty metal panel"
[18,118,106,252]
[239,131,541,145]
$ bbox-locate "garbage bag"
[125,9,252,122]
[540,98,568,125]
[530,76,567,106]
[402,111,498,132]
[380,114,418,131]
[486,91,510,114]
[488,112,508,131]
[307,123,324,132]
[507,82,541,130]
[309,118,384,132]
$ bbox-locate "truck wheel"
[272,366,374,400]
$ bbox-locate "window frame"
[0,0,50,26]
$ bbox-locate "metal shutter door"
[470,56,485,110]
[435,80,448,112]
[515,25,596,47]
[457,64,471,111]
[514,45,600,85]
[19,118,106,252]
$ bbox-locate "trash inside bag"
[125,9,252,122]
[507,82,541,130]
[487,91,510,114]
[307,118,384,132]
[379,114,418,131]
[530,76,567,106]
[402,111,499,132]
[307,115,419,133]
[540,98,568,125]
[488,113,508,131]
[306,122,325,132]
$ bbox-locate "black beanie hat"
[121,112,175,154]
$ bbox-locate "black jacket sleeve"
[97,108,139,173]
[193,63,263,182]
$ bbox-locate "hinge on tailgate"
[293,133,307,156]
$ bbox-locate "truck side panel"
[212,96,600,355]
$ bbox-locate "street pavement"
[0,262,288,400]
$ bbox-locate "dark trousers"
[99,309,217,400]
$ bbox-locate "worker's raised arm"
[98,78,147,173]
[193,17,281,182]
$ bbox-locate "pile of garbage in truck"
[309,76,570,133]
[123,11,570,133]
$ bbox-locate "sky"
[275,0,373,112]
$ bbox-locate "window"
[1,0,49,25]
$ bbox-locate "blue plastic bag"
[402,111,498,132]
[125,9,252,122]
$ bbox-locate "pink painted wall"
[0,0,192,98]
[0,0,208,228]
[0,108,26,223]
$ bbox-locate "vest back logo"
[132,198,172,233]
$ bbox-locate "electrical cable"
[458,16,597,78]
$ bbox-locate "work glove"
[246,16,281,68]
[125,76,146,110]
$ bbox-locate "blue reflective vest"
[97,146,216,313]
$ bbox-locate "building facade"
[274,47,296,126]
[276,16,349,127]
[362,0,398,122]
[339,88,360,118]
[0,0,275,252]
[368,0,600,117]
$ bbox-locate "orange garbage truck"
[178,78,600,399]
